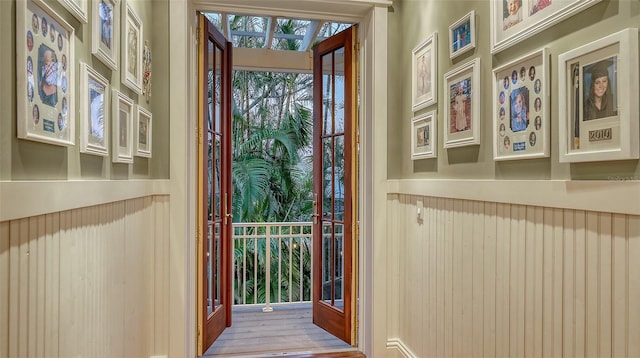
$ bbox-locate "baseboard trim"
[386,338,417,358]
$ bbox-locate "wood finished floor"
[203,304,358,357]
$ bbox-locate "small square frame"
[493,48,549,160]
[449,11,476,60]
[57,0,88,23]
[17,0,76,147]
[558,28,639,163]
[411,110,437,160]
[135,105,152,158]
[443,58,480,148]
[92,0,119,70]
[121,1,143,94]
[411,32,437,111]
[112,89,135,163]
[80,62,110,156]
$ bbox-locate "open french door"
[197,13,233,355]
[312,26,358,345]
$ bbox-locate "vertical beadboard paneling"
[452,199,463,357]
[552,208,564,357]
[0,221,9,358]
[629,215,640,357]
[533,206,543,358]
[44,212,60,357]
[427,196,437,358]
[574,210,586,358]
[435,197,445,358]
[585,211,599,357]
[443,198,454,357]
[155,196,170,354]
[612,214,627,357]
[524,207,535,358]
[563,210,576,358]
[495,203,510,358]
[472,201,484,358]
[542,207,554,357]
[483,202,496,358]
[599,212,612,357]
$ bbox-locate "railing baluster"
[263,224,273,312]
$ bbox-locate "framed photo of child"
[449,11,476,60]
[492,48,549,160]
[121,1,144,94]
[443,58,480,148]
[411,110,437,160]
[92,0,119,70]
[411,32,437,111]
[135,105,152,158]
[17,0,75,147]
[79,62,110,156]
[558,28,639,163]
[490,0,602,53]
[112,90,135,163]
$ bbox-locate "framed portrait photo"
[57,0,88,23]
[493,48,549,161]
[411,32,437,111]
[121,1,143,94]
[135,105,152,157]
[92,0,119,70]
[490,0,602,53]
[80,62,110,156]
[411,110,437,160]
[558,28,639,163]
[112,90,134,163]
[449,11,476,60]
[17,0,75,147]
[443,58,480,148]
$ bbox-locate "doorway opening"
[197,12,360,357]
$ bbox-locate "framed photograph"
[443,58,480,148]
[79,62,110,156]
[493,48,549,160]
[112,90,134,163]
[17,0,75,146]
[411,110,437,160]
[558,28,639,163]
[411,32,437,111]
[121,1,143,94]
[449,11,476,59]
[57,0,88,23]
[92,0,119,70]
[490,0,602,53]
[135,105,152,157]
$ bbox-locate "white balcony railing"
[232,222,313,312]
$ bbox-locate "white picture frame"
[411,110,437,160]
[558,28,639,163]
[411,32,437,111]
[443,58,480,148]
[92,0,119,70]
[79,62,110,156]
[121,1,143,94]
[449,11,476,60]
[112,90,134,163]
[57,0,88,23]
[493,48,549,161]
[135,105,152,158]
[17,0,75,147]
[490,0,602,54]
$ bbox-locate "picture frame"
[490,0,602,54]
[411,32,437,111]
[121,1,143,94]
[57,0,88,23]
[558,28,639,163]
[493,48,549,161]
[17,0,75,146]
[449,11,476,60]
[92,0,119,70]
[112,90,135,163]
[135,105,152,157]
[411,110,437,160]
[443,58,480,148]
[79,62,110,156]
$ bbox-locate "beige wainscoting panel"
[0,195,169,358]
[387,194,640,358]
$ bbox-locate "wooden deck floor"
[203,304,356,357]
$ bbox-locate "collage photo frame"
[17,0,75,147]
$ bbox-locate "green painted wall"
[0,0,169,180]
[388,0,640,180]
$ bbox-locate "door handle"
[224,193,232,225]
[311,193,319,224]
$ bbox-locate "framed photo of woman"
[443,58,480,148]
[17,0,75,147]
[490,0,602,53]
[492,48,549,161]
[449,11,476,60]
[92,0,119,70]
[121,1,143,94]
[112,90,134,163]
[411,32,437,111]
[558,28,639,163]
[411,110,437,160]
[80,62,110,156]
